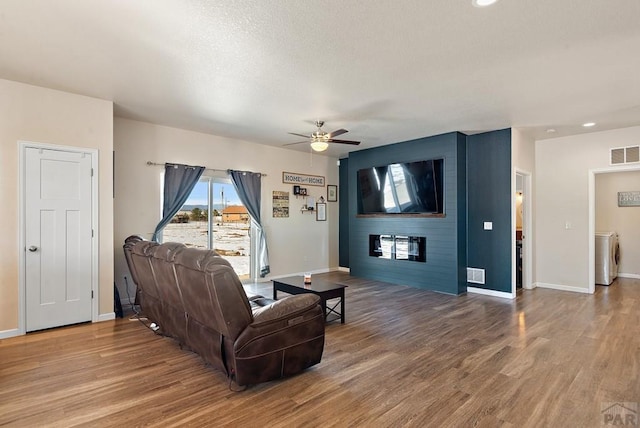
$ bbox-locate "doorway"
[588,164,640,294]
[515,170,532,292]
[19,142,98,334]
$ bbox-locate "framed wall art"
[272,190,289,217]
[316,203,327,221]
[327,185,338,202]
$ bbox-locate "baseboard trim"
[0,328,20,339]
[535,282,592,294]
[338,266,350,273]
[97,312,115,322]
[269,268,333,281]
[467,287,515,299]
[618,273,640,279]
[1,314,116,337]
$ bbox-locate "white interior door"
[25,147,93,332]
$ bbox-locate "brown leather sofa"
[123,235,325,386]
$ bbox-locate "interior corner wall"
[466,129,512,293]
[535,126,640,291]
[347,132,467,295]
[0,79,114,332]
[113,118,340,300]
[338,157,350,268]
[512,128,536,284]
[534,126,640,293]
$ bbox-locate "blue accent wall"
[466,129,512,293]
[339,157,349,268]
[338,129,512,295]
[347,132,467,295]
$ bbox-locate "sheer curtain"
[229,170,270,277]
[152,163,205,242]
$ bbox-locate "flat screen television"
[357,158,444,214]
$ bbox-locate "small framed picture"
[316,203,327,221]
[327,185,338,202]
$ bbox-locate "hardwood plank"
[1,274,638,427]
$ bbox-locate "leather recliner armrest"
[234,294,324,355]
[251,294,320,325]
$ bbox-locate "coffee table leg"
[273,286,277,300]
[340,291,345,324]
[321,297,327,321]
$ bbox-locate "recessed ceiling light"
[546,128,557,133]
[583,122,596,127]
[472,0,499,7]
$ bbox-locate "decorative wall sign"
[283,171,325,187]
[272,191,289,217]
[618,191,640,207]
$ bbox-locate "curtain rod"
[146,161,266,176]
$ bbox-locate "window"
[162,175,254,280]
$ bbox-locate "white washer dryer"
[595,232,619,285]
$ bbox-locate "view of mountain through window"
[162,177,251,279]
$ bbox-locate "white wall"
[0,79,114,333]
[512,128,536,286]
[535,126,640,291]
[595,170,640,277]
[113,118,339,298]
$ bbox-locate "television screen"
[357,159,444,214]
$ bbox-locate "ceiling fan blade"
[288,132,311,139]
[328,128,348,138]
[282,141,309,146]
[328,139,361,145]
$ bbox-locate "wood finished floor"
[1,273,639,427]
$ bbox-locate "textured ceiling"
[1,0,639,157]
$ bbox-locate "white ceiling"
[1,0,639,157]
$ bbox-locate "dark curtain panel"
[229,170,270,277]
[152,163,205,242]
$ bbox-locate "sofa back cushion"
[125,240,165,327]
[174,248,253,341]
[129,240,161,299]
[149,242,188,340]
[123,235,144,287]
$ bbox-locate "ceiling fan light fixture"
[310,141,329,152]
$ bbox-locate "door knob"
[28,246,38,252]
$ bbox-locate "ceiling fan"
[284,120,361,152]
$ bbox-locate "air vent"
[611,148,625,164]
[611,146,640,165]
[467,267,485,284]
[626,146,640,163]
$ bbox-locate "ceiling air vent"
[610,146,640,165]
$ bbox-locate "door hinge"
[91,229,94,238]
[91,168,94,177]
[91,290,94,299]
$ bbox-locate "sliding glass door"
[162,175,255,280]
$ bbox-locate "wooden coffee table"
[272,276,347,324]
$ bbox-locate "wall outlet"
[483,221,493,230]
